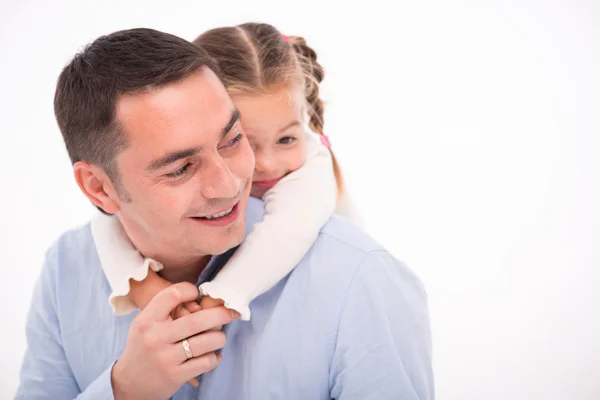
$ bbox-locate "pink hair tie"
[320,134,332,149]
[282,34,290,43]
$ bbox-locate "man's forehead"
[115,68,233,144]
[113,68,237,170]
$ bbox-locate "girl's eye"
[278,136,296,145]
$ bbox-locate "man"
[16,28,434,399]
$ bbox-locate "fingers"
[178,352,223,381]
[171,301,202,319]
[143,282,200,321]
[172,330,227,364]
[185,301,202,313]
[199,295,224,310]
[171,304,189,320]
[187,377,200,387]
[199,297,225,331]
[167,306,240,342]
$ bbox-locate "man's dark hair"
[54,28,219,196]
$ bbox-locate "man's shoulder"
[315,214,425,293]
[319,214,384,254]
[280,214,428,341]
[306,214,388,276]
[39,220,116,325]
[48,221,97,264]
[42,220,107,293]
[248,197,413,288]
[290,215,399,297]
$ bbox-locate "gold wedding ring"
[182,339,193,360]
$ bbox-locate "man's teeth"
[203,207,234,220]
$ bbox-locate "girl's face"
[232,86,307,198]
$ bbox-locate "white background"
[1,1,599,399]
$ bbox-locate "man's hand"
[111,282,240,400]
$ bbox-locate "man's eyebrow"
[221,109,241,139]
[146,109,241,172]
[278,120,301,134]
[146,147,201,172]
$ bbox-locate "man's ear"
[73,161,121,214]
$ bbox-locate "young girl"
[92,23,362,331]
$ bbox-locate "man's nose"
[200,154,240,200]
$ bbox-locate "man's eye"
[226,134,243,148]
[166,163,190,179]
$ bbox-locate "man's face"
[112,68,255,262]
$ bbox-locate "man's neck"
[116,216,211,284]
[156,256,211,284]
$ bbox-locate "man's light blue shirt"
[16,198,434,399]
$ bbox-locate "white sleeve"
[199,135,337,320]
[90,214,163,315]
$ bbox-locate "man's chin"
[188,214,246,255]
[205,227,245,256]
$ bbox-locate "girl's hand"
[200,295,226,330]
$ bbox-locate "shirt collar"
[91,213,235,315]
